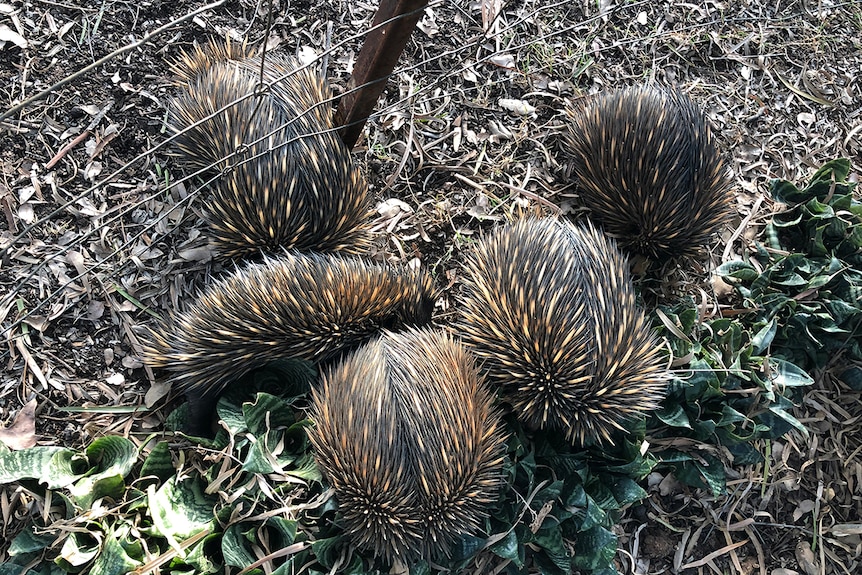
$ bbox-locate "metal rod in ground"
[335,0,430,149]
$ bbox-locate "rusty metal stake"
[335,0,430,149]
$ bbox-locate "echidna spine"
[457,218,669,444]
[309,328,505,561]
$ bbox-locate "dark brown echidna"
[309,328,505,562]
[142,252,436,429]
[457,218,669,445]
[564,86,732,259]
[167,40,369,258]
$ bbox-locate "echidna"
[141,252,436,429]
[457,218,669,445]
[308,328,506,562]
[167,40,369,258]
[564,86,732,259]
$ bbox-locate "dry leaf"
[106,373,125,386]
[297,46,317,66]
[794,541,818,575]
[177,246,214,262]
[377,198,413,218]
[0,398,38,449]
[0,23,27,48]
[88,299,105,320]
[499,98,536,116]
[792,499,815,521]
[481,0,503,33]
[417,8,439,37]
[488,53,515,69]
[17,202,34,224]
[830,523,862,536]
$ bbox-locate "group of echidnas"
[141,40,732,563]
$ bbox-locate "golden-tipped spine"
[564,86,732,259]
[142,252,436,428]
[457,218,669,445]
[309,328,506,562]
[167,41,370,258]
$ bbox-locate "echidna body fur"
[309,328,505,561]
[565,86,732,259]
[457,218,669,444]
[167,41,369,258]
[142,252,436,427]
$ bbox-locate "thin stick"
[335,0,430,149]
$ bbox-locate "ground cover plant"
[2,0,861,573]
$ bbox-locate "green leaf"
[8,525,56,556]
[268,517,298,546]
[683,359,723,402]
[808,158,851,187]
[696,453,727,497]
[222,524,257,568]
[586,478,619,511]
[771,158,851,204]
[179,534,221,573]
[243,433,279,474]
[769,358,815,388]
[716,260,759,282]
[409,560,432,575]
[47,449,90,489]
[840,366,862,390]
[244,393,299,437]
[531,479,564,509]
[571,525,617,570]
[654,403,691,429]
[68,436,138,508]
[57,530,101,569]
[532,525,570,572]
[140,441,175,483]
[88,532,142,575]
[310,536,344,570]
[287,452,322,482]
[770,179,803,205]
[751,319,777,354]
[726,442,765,465]
[217,360,316,439]
[249,358,317,398]
[0,565,46,575]
[0,446,78,488]
[450,533,485,561]
[608,476,647,508]
[217,395,249,435]
[772,271,807,287]
[489,530,522,566]
[581,492,609,530]
[766,396,810,439]
[599,441,657,478]
[715,405,747,427]
[72,474,126,509]
[824,298,861,325]
[148,476,216,552]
